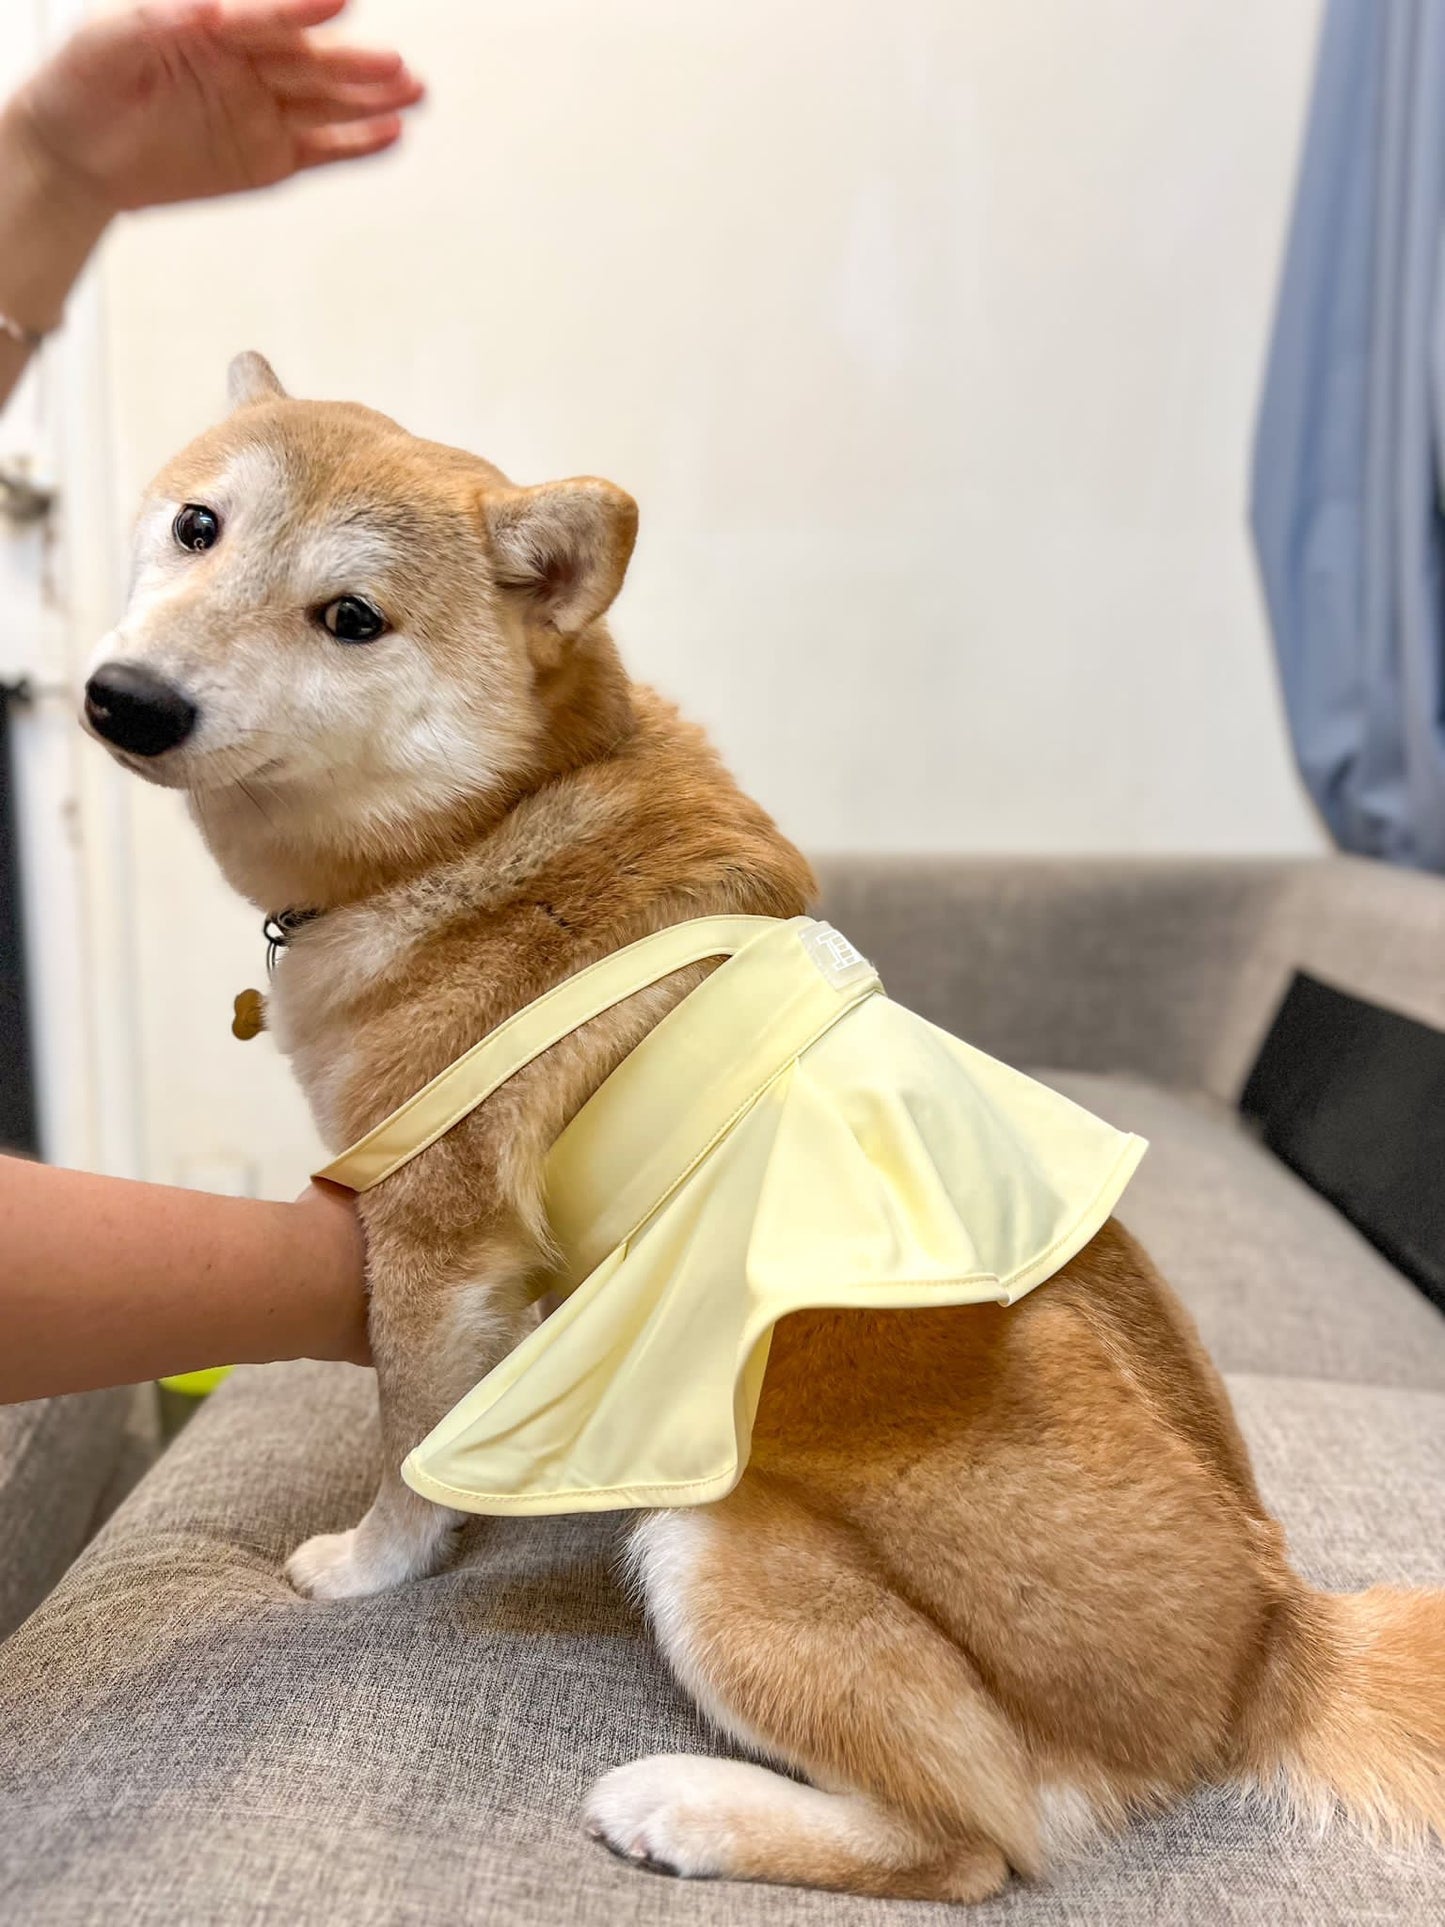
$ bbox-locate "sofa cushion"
[1044,1072,1445,1391]
[0,1384,158,1640]
[0,1352,1440,1927]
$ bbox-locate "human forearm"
[0,101,109,407]
[0,1156,368,1402]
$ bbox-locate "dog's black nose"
[84,662,197,757]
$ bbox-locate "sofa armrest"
[814,855,1445,1103]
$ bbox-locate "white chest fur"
[264,903,419,1153]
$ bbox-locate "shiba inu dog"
[83,353,1445,1902]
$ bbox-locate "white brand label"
[801,921,875,989]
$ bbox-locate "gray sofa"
[1,855,1442,1925]
[0,1383,157,1641]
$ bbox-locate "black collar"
[263,906,323,974]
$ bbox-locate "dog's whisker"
[236,778,276,828]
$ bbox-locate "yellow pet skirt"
[318,916,1146,1517]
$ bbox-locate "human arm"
[0,0,423,407]
[0,1154,369,1402]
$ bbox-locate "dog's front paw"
[585,1756,736,1879]
[286,1527,379,1601]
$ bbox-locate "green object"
[159,1367,232,1397]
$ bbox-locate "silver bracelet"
[0,310,47,351]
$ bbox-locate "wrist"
[289,1182,371,1367]
[2,95,115,226]
[0,101,111,332]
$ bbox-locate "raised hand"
[9,0,424,217]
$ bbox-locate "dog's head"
[84,353,637,894]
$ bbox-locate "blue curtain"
[1252,0,1445,870]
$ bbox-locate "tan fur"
[94,357,1445,1900]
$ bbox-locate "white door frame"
[4,0,143,1176]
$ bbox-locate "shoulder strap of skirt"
[315,916,783,1193]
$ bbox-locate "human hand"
[293,1178,372,1367]
[6,0,423,223]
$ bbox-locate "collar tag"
[232,988,266,1041]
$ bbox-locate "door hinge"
[0,460,57,528]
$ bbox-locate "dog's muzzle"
[84,662,197,757]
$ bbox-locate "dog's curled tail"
[1248,1583,1445,1845]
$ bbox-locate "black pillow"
[1240,971,1445,1315]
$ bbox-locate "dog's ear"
[482,479,638,636]
[227,351,288,409]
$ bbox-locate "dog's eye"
[173,504,220,553]
[320,595,389,644]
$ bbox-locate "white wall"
[88,0,1325,1190]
